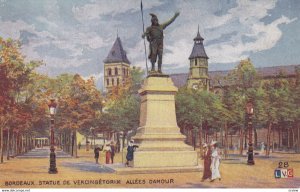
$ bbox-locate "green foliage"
[0,37,43,135]
[106,94,140,133]
[176,87,227,132]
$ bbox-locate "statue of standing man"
[142,12,180,74]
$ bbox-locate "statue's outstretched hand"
[175,12,180,17]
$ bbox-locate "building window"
[127,69,129,77]
[117,78,119,85]
[115,67,118,75]
[108,68,112,76]
[195,59,197,66]
[123,68,126,75]
[106,79,109,86]
[112,78,114,86]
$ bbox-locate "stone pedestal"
[132,75,198,168]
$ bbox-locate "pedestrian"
[210,141,221,182]
[94,145,101,164]
[110,141,115,164]
[125,139,139,167]
[260,142,265,153]
[104,143,111,164]
[78,142,81,150]
[201,143,212,182]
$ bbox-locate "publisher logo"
[274,161,294,178]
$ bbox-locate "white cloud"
[43,56,91,69]
[1,0,298,84]
[165,0,298,65]
[72,0,165,22]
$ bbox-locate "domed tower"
[103,36,131,93]
[187,27,209,90]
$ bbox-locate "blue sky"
[0,0,299,90]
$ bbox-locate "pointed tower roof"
[189,27,208,59]
[104,37,130,64]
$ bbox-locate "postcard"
[0,0,299,191]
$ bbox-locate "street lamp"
[246,100,255,165]
[48,99,58,174]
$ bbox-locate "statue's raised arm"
[161,12,180,30]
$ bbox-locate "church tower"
[187,27,209,90]
[103,36,131,93]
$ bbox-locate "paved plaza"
[0,147,299,188]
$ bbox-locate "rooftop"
[170,64,300,88]
[103,37,130,64]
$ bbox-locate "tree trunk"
[69,131,72,153]
[266,122,272,156]
[287,128,290,149]
[224,122,228,159]
[59,133,62,150]
[11,132,15,156]
[230,133,233,148]
[244,131,247,149]
[221,126,224,147]
[292,128,295,150]
[239,127,244,156]
[6,128,10,160]
[297,121,300,153]
[85,134,89,151]
[254,128,258,148]
[21,134,24,154]
[16,133,19,155]
[122,131,127,149]
[278,126,281,148]
[73,130,78,158]
[64,131,67,152]
[17,133,21,155]
[198,126,202,152]
[71,131,74,156]
[272,128,275,153]
[0,126,3,163]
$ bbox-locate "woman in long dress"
[210,141,221,182]
[104,143,111,164]
[201,143,212,182]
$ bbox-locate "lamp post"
[246,100,255,165]
[48,99,58,174]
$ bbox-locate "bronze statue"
[142,12,180,74]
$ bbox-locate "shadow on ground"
[61,161,115,173]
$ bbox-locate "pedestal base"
[134,151,198,168]
[132,76,199,170]
[115,165,202,175]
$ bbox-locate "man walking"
[94,145,101,164]
[110,141,115,164]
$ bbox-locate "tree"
[175,87,229,154]
[0,37,41,163]
[223,58,259,155]
[292,67,300,153]
[103,67,144,146]
[55,74,103,157]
